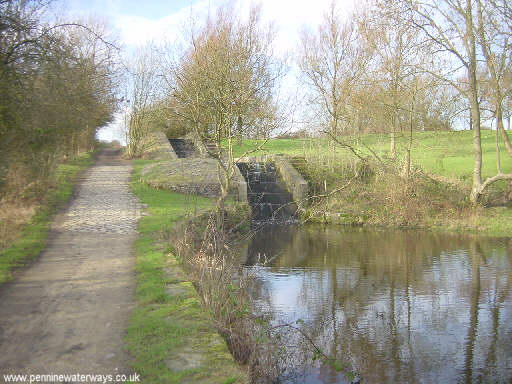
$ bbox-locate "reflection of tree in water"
[244,226,512,383]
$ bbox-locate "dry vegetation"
[171,208,292,382]
[0,0,119,251]
[0,203,38,249]
[292,149,512,236]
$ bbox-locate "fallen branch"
[480,172,512,192]
[321,130,368,162]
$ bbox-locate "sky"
[58,0,355,142]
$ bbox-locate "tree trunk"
[406,81,417,179]
[469,103,483,203]
[466,0,483,203]
[495,117,502,174]
[390,83,399,159]
[236,115,243,146]
[215,134,235,232]
[496,102,512,158]
[216,165,229,232]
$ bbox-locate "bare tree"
[362,0,425,158]
[298,1,368,140]
[125,44,163,158]
[166,5,283,227]
[476,0,512,160]
[405,0,512,202]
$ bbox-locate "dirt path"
[0,148,141,381]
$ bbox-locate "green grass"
[126,159,247,384]
[0,151,97,284]
[474,206,512,236]
[227,131,512,237]
[229,130,512,182]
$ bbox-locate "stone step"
[247,174,278,183]
[248,192,287,205]
[248,182,282,194]
[251,203,290,221]
[236,160,295,223]
[204,141,218,156]
[169,139,199,158]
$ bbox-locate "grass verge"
[0,150,97,283]
[126,159,248,384]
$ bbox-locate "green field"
[230,130,512,182]
[226,130,512,236]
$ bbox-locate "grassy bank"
[297,159,512,237]
[229,131,512,237]
[230,131,511,180]
[126,159,247,384]
[0,150,97,283]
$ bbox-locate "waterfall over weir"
[237,161,297,224]
[169,139,199,158]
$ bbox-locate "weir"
[237,161,297,223]
[155,132,307,210]
[169,138,199,158]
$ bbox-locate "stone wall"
[140,157,247,202]
[274,155,309,204]
[141,158,221,197]
[185,132,247,202]
[185,132,209,157]
[237,154,308,206]
[140,131,248,202]
[143,131,178,160]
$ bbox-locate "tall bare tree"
[298,2,367,140]
[166,5,283,226]
[476,0,512,160]
[125,44,163,158]
[362,0,425,158]
[405,0,512,201]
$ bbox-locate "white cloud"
[256,0,354,55]
[113,0,355,51]
[100,0,356,142]
[114,1,211,47]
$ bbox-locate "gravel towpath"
[0,148,141,381]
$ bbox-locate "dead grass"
[296,153,478,229]
[0,201,39,249]
[0,150,96,283]
[0,160,53,250]
[171,209,287,382]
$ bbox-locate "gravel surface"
[0,148,141,381]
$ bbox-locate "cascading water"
[237,161,297,224]
[169,139,199,158]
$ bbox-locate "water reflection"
[243,225,512,383]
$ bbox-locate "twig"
[321,131,368,162]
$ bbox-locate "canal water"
[242,225,512,383]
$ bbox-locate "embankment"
[291,155,512,237]
[127,159,249,384]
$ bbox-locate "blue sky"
[60,0,355,141]
[65,0,195,20]
[62,0,355,51]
